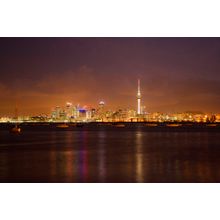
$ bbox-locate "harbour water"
[0,128,220,183]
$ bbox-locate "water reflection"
[79,131,88,182]
[135,131,144,183]
[49,132,57,182]
[1,130,220,182]
[98,131,106,182]
[64,132,75,182]
[49,131,88,182]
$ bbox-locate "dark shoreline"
[1,122,220,132]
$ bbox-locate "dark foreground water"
[0,129,220,183]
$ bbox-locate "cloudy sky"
[0,37,220,116]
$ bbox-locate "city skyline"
[1,38,220,116]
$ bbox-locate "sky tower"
[137,79,141,114]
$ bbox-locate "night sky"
[0,37,220,116]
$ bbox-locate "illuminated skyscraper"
[66,102,73,118]
[137,79,141,114]
[99,101,105,108]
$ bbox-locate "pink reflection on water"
[98,131,106,182]
[79,131,88,182]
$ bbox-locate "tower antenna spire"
[137,78,141,115]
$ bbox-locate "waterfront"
[0,127,220,183]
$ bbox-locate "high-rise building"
[66,102,73,118]
[137,79,141,114]
[99,101,105,109]
[52,106,61,119]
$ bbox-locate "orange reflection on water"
[135,131,144,183]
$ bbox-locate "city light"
[0,79,219,123]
